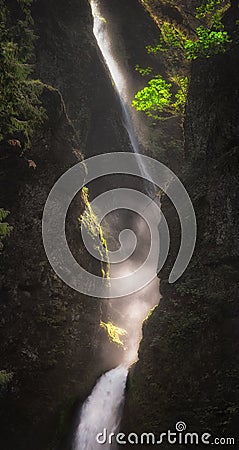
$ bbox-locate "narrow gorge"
[0,1,239,450]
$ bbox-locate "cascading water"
[74,366,128,450]
[73,1,160,448]
[90,0,155,188]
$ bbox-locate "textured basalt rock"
[123,6,239,449]
[0,0,130,448]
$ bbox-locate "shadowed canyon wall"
[1,0,239,449]
[123,4,239,448]
[0,0,131,448]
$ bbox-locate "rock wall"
[0,0,130,448]
[123,5,239,448]
[32,0,130,156]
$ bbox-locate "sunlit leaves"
[78,187,110,280]
[185,26,231,59]
[172,76,188,113]
[196,0,230,18]
[146,22,230,61]
[147,22,186,55]
[132,75,172,119]
[197,0,230,31]
[100,321,127,347]
[133,0,232,121]
[135,64,153,76]
[132,75,188,120]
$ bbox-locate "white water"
[91,0,155,187]
[74,366,128,450]
[73,2,160,448]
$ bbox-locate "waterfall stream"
[91,0,155,188]
[74,366,128,450]
[73,1,160,448]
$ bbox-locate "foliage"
[135,64,153,76]
[132,75,172,119]
[147,22,187,56]
[78,187,110,279]
[132,75,188,119]
[0,370,14,396]
[0,369,13,385]
[171,75,188,113]
[196,0,230,21]
[184,26,231,60]
[0,208,13,253]
[100,320,127,347]
[146,20,230,60]
[0,0,45,147]
[133,0,231,120]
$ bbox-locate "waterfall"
[73,366,128,450]
[73,2,160,448]
[90,0,155,188]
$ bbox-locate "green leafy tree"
[133,0,232,120]
[0,0,45,147]
[132,75,188,120]
[147,22,230,60]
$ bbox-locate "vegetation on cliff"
[0,370,14,398]
[100,321,127,347]
[133,0,234,120]
[0,208,12,253]
[124,0,239,442]
[0,0,46,253]
[78,186,110,280]
[0,0,45,148]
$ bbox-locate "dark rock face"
[1,0,238,448]
[98,0,163,81]
[0,0,130,449]
[1,0,166,446]
[32,0,130,157]
[0,83,104,450]
[123,9,239,450]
